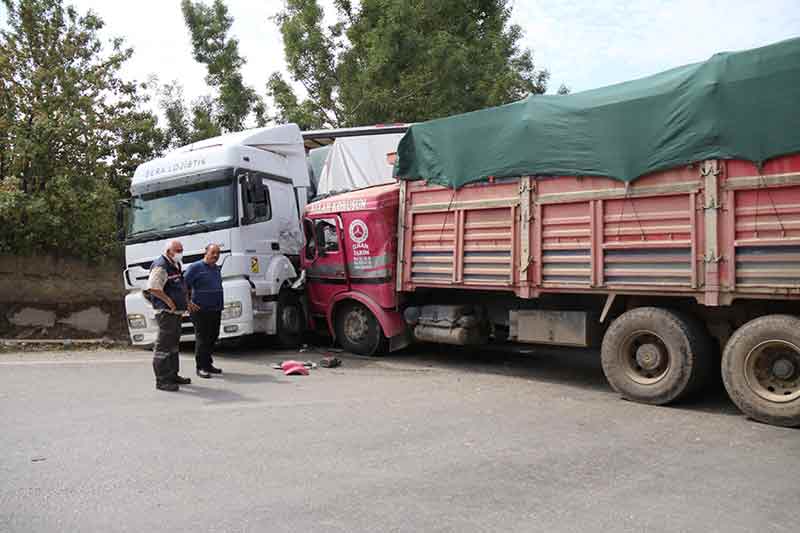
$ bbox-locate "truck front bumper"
[125,280,264,346]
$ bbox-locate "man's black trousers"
[192,310,221,371]
[153,312,182,385]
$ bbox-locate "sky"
[2,0,799,115]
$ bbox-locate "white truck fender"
[261,254,298,294]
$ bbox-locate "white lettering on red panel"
[307,198,368,214]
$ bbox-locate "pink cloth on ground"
[281,360,309,376]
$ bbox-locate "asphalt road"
[1,342,798,533]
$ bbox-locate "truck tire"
[721,315,800,427]
[671,310,715,397]
[276,289,303,348]
[335,301,387,356]
[601,307,708,405]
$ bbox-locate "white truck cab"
[123,124,309,346]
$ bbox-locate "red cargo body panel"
[398,155,800,305]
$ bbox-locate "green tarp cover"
[395,38,800,188]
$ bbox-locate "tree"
[0,0,162,258]
[269,0,551,128]
[162,0,263,146]
[156,1,266,150]
[158,81,194,149]
[0,0,162,195]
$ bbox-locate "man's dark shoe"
[206,365,223,374]
[196,368,212,379]
[174,375,192,385]
[156,382,179,392]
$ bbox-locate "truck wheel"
[335,301,387,356]
[601,307,708,405]
[671,310,715,396]
[721,315,800,427]
[276,289,303,348]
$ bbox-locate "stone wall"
[0,255,127,339]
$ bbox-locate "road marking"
[0,357,196,366]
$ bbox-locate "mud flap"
[389,329,411,352]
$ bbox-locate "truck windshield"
[127,171,236,242]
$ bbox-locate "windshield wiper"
[128,227,164,238]
[168,219,210,231]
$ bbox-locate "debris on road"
[280,360,309,376]
[272,360,319,374]
[320,356,341,368]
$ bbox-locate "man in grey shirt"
[147,240,193,391]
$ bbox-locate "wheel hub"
[772,358,796,381]
[344,309,369,342]
[621,330,671,385]
[636,343,665,371]
[744,340,800,403]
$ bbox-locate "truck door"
[238,170,304,258]
[304,216,347,310]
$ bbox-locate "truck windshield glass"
[127,173,235,241]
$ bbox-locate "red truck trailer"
[300,38,800,427]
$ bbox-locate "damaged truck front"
[123,125,309,347]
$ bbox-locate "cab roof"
[131,124,308,195]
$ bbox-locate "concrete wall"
[0,255,127,338]
[0,255,124,304]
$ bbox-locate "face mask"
[173,253,183,264]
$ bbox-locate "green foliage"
[158,82,194,149]
[158,0,263,149]
[0,0,560,260]
[157,82,223,149]
[267,72,327,130]
[270,0,551,128]
[0,176,120,259]
[0,0,162,259]
[182,0,260,131]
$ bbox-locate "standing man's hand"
[188,301,200,313]
[148,287,177,312]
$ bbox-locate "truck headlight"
[127,314,147,329]
[221,301,243,321]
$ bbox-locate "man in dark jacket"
[147,240,192,391]
[184,243,224,378]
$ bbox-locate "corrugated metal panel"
[541,202,591,286]
[602,194,693,287]
[735,244,800,288]
[541,249,591,284]
[732,184,800,288]
[733,186,800,243]
[410,212,455,284]
[604,247,692,286]
[399,155,800,301]
[462,208,513,284]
